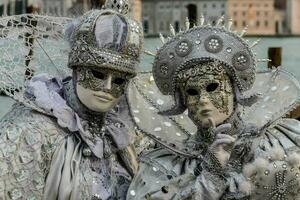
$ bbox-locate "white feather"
[286,152,300,167]
[239,181,252,195]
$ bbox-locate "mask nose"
[104,74,112,90]
[199,95,209,105]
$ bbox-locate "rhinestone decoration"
[232,52,250,71]
[130,21,140,34]
[204,35,223,53]
[262,170,298,200]
[134,117,140,123]
[237,56,247,64]
[282,164,287,169]
[130,190,136,196]
[105,0,130,15]
[264,170,270,175]
[283,86,290,91]
[154,127,162,132]
[226,47,232,53]
[164,122,172,127]
[157,99,164,105]
[82,147,92,157]
[152,167,158,172]
[160,64,169,75]
[91,193,102,200]
[175,39,192,57]
[155,61,172,78]
[271,86,277,91]
[169,52,175,59]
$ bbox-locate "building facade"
[65,0,142,20]
[142,0,227,35]
[0,0,141,20]
[0,0,28,15]
[41,0,69,16]
[227,0,276,35]
[287,0,300,35]
[131,0,142,22]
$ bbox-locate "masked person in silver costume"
[0,0,143,199]
[127,17,300,199]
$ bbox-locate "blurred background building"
[142,0,227,35]
[287,0,300,35]
[141,0,299,36]
[0,0,299,36]
[228,0,278,35]
[0,0,141,20]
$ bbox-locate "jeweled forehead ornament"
[67,8,143,75]
[104,0,130,15]
[148,17,266,114]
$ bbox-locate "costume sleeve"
[127,150,226,200]
[0,104,64,199]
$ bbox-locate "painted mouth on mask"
[93,94,114,102]
[200,109,212,116]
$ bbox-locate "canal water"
[1,37,300,118]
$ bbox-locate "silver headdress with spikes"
[152,16,260,97]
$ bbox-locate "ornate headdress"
[68,1,143,75]
[148,17,266,113]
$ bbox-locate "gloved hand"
[194,118,236,177]
[208,118,236,167]
[209,120,236,168]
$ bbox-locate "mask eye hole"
[186,89,198,96]
[113,78,126,85]
[206,83,219,92]
[91,70,105,79]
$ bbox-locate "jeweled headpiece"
[68,7,143,75]
[151,17,265,95]
[146,17,267,114]
[104,0,130,15]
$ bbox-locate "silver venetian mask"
[76,67,133,98]
[177,62,234,127]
